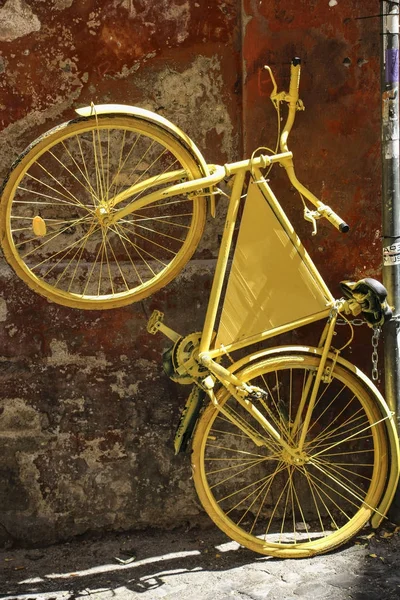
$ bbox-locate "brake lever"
[303,207,318,236]
[264,65,278,99]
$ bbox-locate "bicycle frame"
[141,140,347,463]
[132,60,354,442]
[143,58,397,481]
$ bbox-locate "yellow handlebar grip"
[319,205,350,233]
[289,57,301,102]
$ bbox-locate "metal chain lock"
[336,318,365,326]
[337,317,381,381]
[371,326,381,382]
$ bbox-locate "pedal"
[147,310,181,342]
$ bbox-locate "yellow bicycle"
[1,58,398,558]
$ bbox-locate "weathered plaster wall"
[0,0,241,547]
[0,0,384,547]
[241,0,383,374]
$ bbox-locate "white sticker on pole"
[383,241,400,266]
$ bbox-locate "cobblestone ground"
[0,523,399,600]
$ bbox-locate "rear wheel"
[0,114,207,308]
[192,353,390,557]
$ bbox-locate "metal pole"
[381,0,400,520]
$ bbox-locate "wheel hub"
[281,448,309,466]
[95,205,112,225]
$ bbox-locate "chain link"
[336,317,382,381]
[371,326,381,381]
[336,318,365,327]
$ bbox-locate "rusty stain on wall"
[0,0,385,547]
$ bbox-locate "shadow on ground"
[0,524,399,599]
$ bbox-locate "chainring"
[162,332,213,385]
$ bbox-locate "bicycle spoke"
[307,463,373,514]
[48,149,99,202]
[3,117,205,306]
[124,220,187,243]
[302,466,340,532]
[248,461,286,536]
[34,162,94,210]
[126,213,192,226]
[194,355,389,556]
[232,464,288,528]
[39,224,100,280]
[16,185,94,210]
[108,128,128,200]
[258,369,297,444]
[112,222,168,270]
[104,231,130,292]
[117,219,178,257]
[306,408,369,450]
[311,415,389,459]
[60,140,99,202]
[20,213,92,259]
[75,134,98,208]
[317,456,373,488]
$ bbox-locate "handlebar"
[318,205,350,233]
[265,58,350,234]
[288,57,301,102]
[278,58,304,153]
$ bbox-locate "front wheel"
[0,113,207,309]
[191,352,391,558]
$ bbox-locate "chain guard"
[174,385,206,454]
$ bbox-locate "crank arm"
[147,310,181,343]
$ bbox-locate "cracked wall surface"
[0,0,383,546]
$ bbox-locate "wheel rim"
[193,355,388,557]
[2,116,206,308]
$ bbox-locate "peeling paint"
[53,0,74,9]
[0,398,41,431]
[0,0,41,42]
[136,55,235,159]
[47,340,110,371]
[0,297,7,322]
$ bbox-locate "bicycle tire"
[0,113,207,309]
[191,351,390,558]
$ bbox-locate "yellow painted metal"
[207,310,331,358]
[2,61,398,559]
[191,348,395,557]
[279,62,302,153]
[199,170,247,355]
[0,115,208,309]
[105,151,292,226]
[255,168,334,299]
[215,175,334,349]
[205,385,296,454]
[147,310,181,343]
[296,312,338,450]
[227,344,399,531]
[108,165,226,225]
[75,103,217,216]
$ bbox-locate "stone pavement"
[0,523,399,600]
